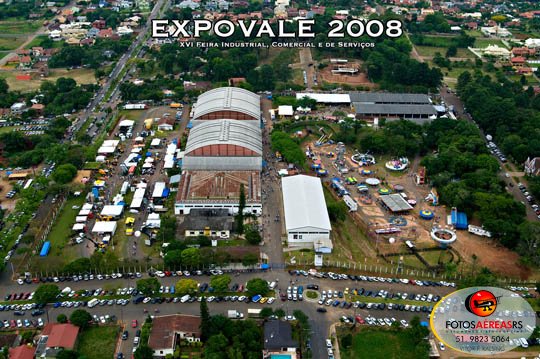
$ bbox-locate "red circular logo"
[465,290,497,317]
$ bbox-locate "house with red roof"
[511,56,526,67]
[35,323,80,357]
[9,345,35,359]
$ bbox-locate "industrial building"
[191,87,261,122]
[175,87,262,216]
[350,92,437,122]
[281,175,332,252]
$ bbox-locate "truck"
[87,298,100,308]
[123,103,147,110]
[247,308,262,318]
[227,310,244,319]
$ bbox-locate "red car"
[164,271,172,277]
[355,315,365,324]
[131,319,138,328]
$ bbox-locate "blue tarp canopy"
[146,152,152,157]
[260,264,269,269]
[451,211,468,229]
[162,188,170,197]
[186,122,193,129]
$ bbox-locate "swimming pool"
[270,355,292,359]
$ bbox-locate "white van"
[87,298,99,308]
[519,338,528,348]
[180,295,190,303]
[268,281,276,290]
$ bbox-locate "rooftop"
[42,323,79,349]
[176,170,261,203]
[352,103,437,116]
[281,175,331,231]
[192,87,260,120]
[264,320,298,350]
[380,194,413,212]
[349,92,431,104]
[148,314,201,350]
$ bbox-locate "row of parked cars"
[288,270,456,287]
[19,272,144,285]
[0,318,44,329]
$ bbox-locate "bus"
[39,242,50,257]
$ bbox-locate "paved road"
[1,271,454,358]
[70,0,170,138]
[439,85,538,221]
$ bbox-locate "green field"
[0,36,25,51]
[474,38,507,48]
[0,21,41,34]
[415,46,473,58]
[24,34,62,49]
[340,328,426,359]
[76,326,120,359]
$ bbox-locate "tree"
[260,307,273,319]
[274,309,285,318]
[341,333,353,349]
[164,249,183,268]
[134,345,153,359]
[52,163,78,184]
[327,202,347,222]
[34,284,60,304]
[446,45,457,58]
[69,309,92,329]
[200,299,211,341]
[245,226,262,245]
[181,247,201,268]
[136,278,160,296]
[242,253,258,267]
[56,350,79,359]
[210,274,231,292]
[246,278,269,296]
[175,279,198,295]
[57,313,68,323]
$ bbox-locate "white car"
[155,271,165,278]
[285,315,296,321]
[37,318,44,327]
[400,320,408,327]
[439,342,445,351]
[267,297,275,304]
[17,279,24,285]
[326,339,333,348]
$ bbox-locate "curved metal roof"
[185,119,262,155]
[192,87,260,120]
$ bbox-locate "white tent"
[142,163,153,168]
[278,105,294,116]
[97,146,116,154]
[72,223,85,231]
[75,216,88,223]
[131,147,142,153]
[150,138,161,147]
[95,155,106,162]
[152,182,166,198]
[82,203,93,210]
[164,160,175,169]
[145,213,161,228]
[100,205,124,217]
[119,120,135,128]
[145,157,154,163]
[78,209,91,216]
[166,144,177,155]
[92,221,117,235]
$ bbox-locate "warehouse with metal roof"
[182,119,262,171]
[349,92,431,104]
[191,87,261,121]
[281,175,332,252]
[352,103,437,120]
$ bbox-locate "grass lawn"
[23,35,62,49]
[415,46,473,58]
[0,21,41,34]
[77,325,120,359]
[474,38,507,48]
[0,36,25,51]
[340,328,424,359]
[1,68,96,92]
[40,195,87,269]
[0,126,20,134]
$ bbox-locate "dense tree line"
[421,119,526,249]
[271,131,306,166]
[202,315,263,359]
[49,38,131,69]
[119,76,185,102]
[457,71,540,164]
[40,77,97,115]
[407,13,451,33]
[0,0,65,20]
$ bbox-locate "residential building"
[9,345,35,359]
[148,315,201,358]
[35,323,79,358]
[263,320,298,359]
